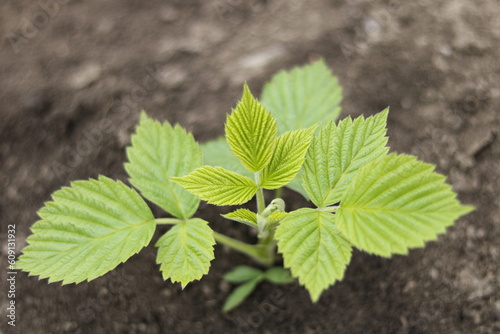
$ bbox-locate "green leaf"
[156,218,215,288]
[275,208,352,302]
[222,209,258,228]
[260,126,317,189]
[336,153,475,257]
[225,83,278,172]
[223,278,261,312]
[201,137,252,178]
[223,265,263,283]
[17,176,155,284]
[302,110,389,208]
[261,198,286,217]
[125,112,202,219]
[264,267,294,284]
[301,123,337,207]
[325,109,389,204]
[171,166,258,206]
[267,211,288,226]
[261,59,342,134]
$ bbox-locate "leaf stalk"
[254,172,266,214]
[155,218,184,225]
[213,231,272,266]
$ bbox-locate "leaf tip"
[307,123,320,133]
[242,81,251,93]
[168,175,182,184]
[460,204,475,216]
[380,107,390,118]
[309,289,322,303]
[139,110,150,119]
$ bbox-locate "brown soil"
[1,1,499,333]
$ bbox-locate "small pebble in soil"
[363,16,381,40]
[219,280,230,293]
[62,321,78,332]
[439,44,453,56]
[429,268,439,280]
[161,288,172,298]
[227,45,287,84]
[237,45,287,70]
[402,281,417,294]
[68,62,102,90]
[201,285,213,296]
[156,65,188,89]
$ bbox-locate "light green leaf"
[337,153,475,257]
[260,126,317,189]
[302,110,389,208]
[264,267,294,284]
[17,176,155,284]
[222,209,257,228]
[261,198,286,217]
[156,218,215,288]
[171,166,258,206]
[267,211,288,226]
[125,112,202,219]
[301,123,337,207]
[223,265,263,283]
[261,59,342,134]
[325,109,389,204]
[223,278,261,312]
[201,137,252,178]
[225,83,278,172]
[275,208,352,302]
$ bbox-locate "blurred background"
[0,1,499,333]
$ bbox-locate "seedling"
[17,61,473,312]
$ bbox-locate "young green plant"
[17,61,473,312]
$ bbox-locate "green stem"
[274,187,282,199]
[155,218,183,225]
[254,172,265,214]
[257,222,278,267]
[213,231,271,265]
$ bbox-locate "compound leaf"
[223,278,261,312]
[156,218,215,288]
[222,209,258,228]
[125,112,202,219]
[171,166,258,206]
[336,153,475,257]
[223,265,263,283]
[225,83,277,172]
[275,208,352,302]
[260,125,317,189]
[261,59,342,134]
[17,176,155,284]
[302,110,389,208]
